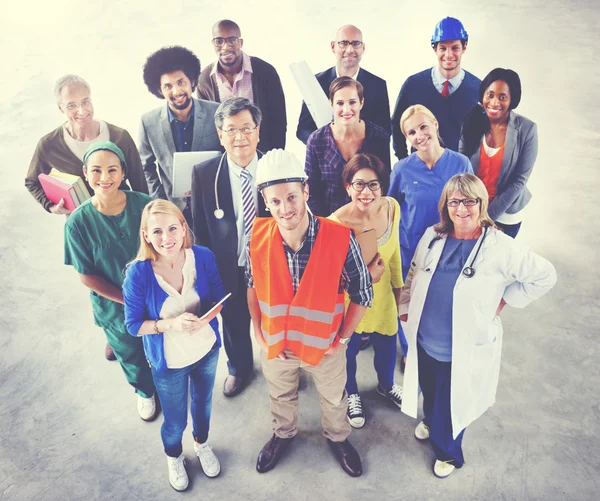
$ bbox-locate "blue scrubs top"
[417,237,478,362]
[388,149,473,278]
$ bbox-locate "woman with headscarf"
[63,141,156,421]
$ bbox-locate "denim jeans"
[346,332,397,394]
[152,345,219,457]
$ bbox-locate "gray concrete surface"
[1,1,599,500]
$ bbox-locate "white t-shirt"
[63,120,109,161]
[156,249,217,369]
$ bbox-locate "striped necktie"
[240,168,256,235]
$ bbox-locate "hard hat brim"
[257,177,307,191]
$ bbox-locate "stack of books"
[38,169,92,211]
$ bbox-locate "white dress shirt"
[227,154,259,266]
[431,67,465,96]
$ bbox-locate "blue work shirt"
[388,148,473,278]
[417,236,478,362]
[167,100,195,152]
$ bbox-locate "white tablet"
[172,151,221,199]
[199,293,232,320]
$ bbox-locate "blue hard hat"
[431,17,469,44]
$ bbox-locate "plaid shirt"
[245,213,373,306]
[305,119,391,216]
[212,51,254,102]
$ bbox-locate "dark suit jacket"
[190,153,268,296]
[296,66,390,144]
[196,55,287,153]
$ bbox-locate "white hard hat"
[255,149,308,191]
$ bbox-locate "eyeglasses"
[220,126,258,136]
[61,98,92,112]
[212,37,241,47]
[447,198,480,208]
[351,180,381,192]
[336,40,364,49]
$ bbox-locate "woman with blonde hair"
[399,173,556,478]
[388,104,473,362]
[123,199,227,491]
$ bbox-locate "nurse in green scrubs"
[64,141,157,421]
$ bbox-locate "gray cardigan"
[459,111,538,221]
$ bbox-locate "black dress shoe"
[327,438,362,477]
[223,375,247,397]
[256,434,295,473]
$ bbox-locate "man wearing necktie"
[191,97,269,397]
[391,17,481,161]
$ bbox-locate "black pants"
[221,266,253,377]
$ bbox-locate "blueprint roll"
[290,60,333,129]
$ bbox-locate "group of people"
[24,15,557,492]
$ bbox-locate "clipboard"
[354,228,378,265]
[172,151,221,198]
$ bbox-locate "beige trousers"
[261,346,351,442]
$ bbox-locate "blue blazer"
[122,245,226,373]
[296,66,390,144]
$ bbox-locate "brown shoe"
[105,343,116,361]
[327,438,362,477]
[223,375,247,397]
[256,434,295,473]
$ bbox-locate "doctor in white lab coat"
[398,173,556,479]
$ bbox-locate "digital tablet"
[199,293,232,320]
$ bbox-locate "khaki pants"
[261,346,351,442]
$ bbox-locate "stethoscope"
[424,226,488,278]
[213,150,263,220]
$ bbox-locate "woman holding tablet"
[123,199,227,492]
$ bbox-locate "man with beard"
[245,149,373,476]
[140,46,221,222]
[391,17,481,160]
[296,24,390,144]
[197,19,286,153]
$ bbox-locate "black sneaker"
[376,384,403,409]
[346,393,366,428]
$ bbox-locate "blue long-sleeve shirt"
[388,149,473,278]
[122,245,225,373]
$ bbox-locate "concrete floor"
[1,1,599,500]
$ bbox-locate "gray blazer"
[138,98,222,207]
[460,111,538,221]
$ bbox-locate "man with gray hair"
[190,96,268,397]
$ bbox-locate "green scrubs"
[64,190,154,398]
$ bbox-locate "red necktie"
[442,80,450,97]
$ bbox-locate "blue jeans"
[346,332,397,394]
[151,345,219,457]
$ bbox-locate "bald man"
[197,19,287,153]
[296,24,390,144]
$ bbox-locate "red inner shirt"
[478,142,505,201]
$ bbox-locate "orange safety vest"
[251,216,351,366]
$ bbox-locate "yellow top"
[329,196,403,335]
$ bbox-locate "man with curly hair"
[139,46,222,219]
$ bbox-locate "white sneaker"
[167,454,189,491]
[433,459,455,478]
[137,394,157,421]
[194,442,221,478]
[414,421,430,441]
[346,393,366,429]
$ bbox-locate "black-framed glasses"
[447,198,480,208]
[220,126,258,136]
[351,180,381,192]
[212,36,241,47]
[61,98,92,111]
[336,40,364,49]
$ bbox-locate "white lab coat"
[398,225,557,438]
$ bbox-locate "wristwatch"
[338,335,352,346]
